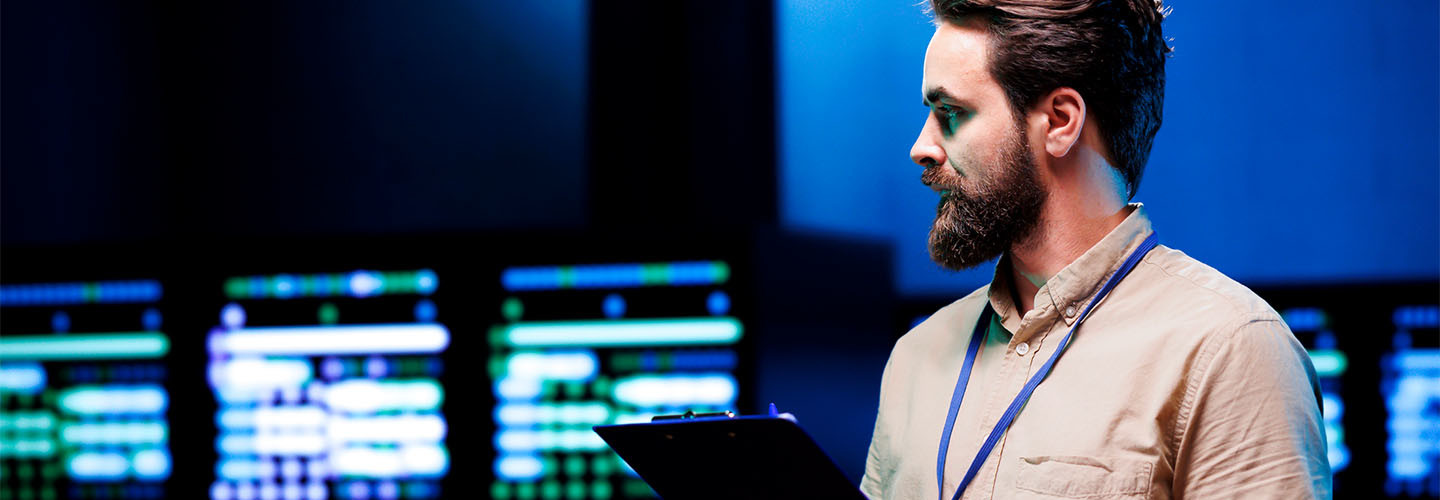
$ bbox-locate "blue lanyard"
[936,232,1158,500]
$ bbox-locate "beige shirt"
[861,204,1331,500]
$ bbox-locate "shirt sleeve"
[860,354,897,500]
[1171,315,1333,499]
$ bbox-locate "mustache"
[920,166,958,191]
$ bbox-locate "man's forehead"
[921,20,992,100]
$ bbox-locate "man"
[860,1,1331,499]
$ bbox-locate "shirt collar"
[988,203,1155,332]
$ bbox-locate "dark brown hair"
[930,0,1171,199]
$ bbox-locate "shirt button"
[1015,343,1030,356]
[1065,305,1077,317]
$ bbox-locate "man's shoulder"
[1137,245,1287,334]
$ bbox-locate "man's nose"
[910,115,945,168]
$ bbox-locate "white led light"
[214,324,450,355]
[399,444,449,476]
[325,379,443,414]
[504,318,742,347]
[60,421,166,445]
[495,454,545,481]
[255,432,326,455]
[331,447,402,477]
[68,451,130,480]
[496,376,542,400]
[132,448,171,479]
[255,406,327,430]
[613,374,737,407]
[59,385,167,415]
[217,433,257,455]
[211,358,313,389]
[218,459,260,480]
[0,363,45,394]
[506,351,598,380]
[327,414,447,443]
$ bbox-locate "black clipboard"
[594,415,866,500]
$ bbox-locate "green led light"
[492,482,512,500]
[564,456,586,476]
[503,297,524,322]
[1308,349,1348,377]
[592,455,614,477]
[710,262,731,283]
[501,318,742,347]
[516,482,537,500]
[540,481,561,500]
[0,333,169,361]
[318,303,340,325]
[565,481,585,499]
[591,481,612,500]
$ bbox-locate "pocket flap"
[1014,455,1152,498]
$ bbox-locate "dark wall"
[2,1,589,244]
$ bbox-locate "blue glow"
[603,293,626,318]
[501,261,729,291]
[667,349,738,371]
[1382,328,1440,495]
[222,303,246,329]
[0,362,46,394]
[1394,305,1440,329]
[143,307,163,330]
[416,269,439,294]
[52,311,71,332]
[414,299,438,322]
[0,280,162,306]
[1282,308,1327,331]
[274,275,298,299]
[348,271,383,298]
[707,290,731,316]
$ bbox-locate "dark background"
[2,0,1436,498]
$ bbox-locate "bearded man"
[860,1,1331,498]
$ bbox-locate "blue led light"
[501,261,729,291]
[274,275,298,299]
[416,269,439,295]
[0,280,161,306]
[222,303,246,329]
[1282,307,1327,331]
[142,308,163,330]
[603,294,626,319]
[414,299,438,322]
[707,291,730,316]
[1394,305,1440,329]
[51,311,70,333]
[0,363,46,394]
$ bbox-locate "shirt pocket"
[1013,455,1153,498]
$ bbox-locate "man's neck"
[1008,201,1133,317]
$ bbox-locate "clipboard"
[594,414,866,499]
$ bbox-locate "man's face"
[912,18,1047,271]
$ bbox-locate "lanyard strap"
[936,232,1158,500]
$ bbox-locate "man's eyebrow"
[923,87,975,109]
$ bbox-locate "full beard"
[927,125,1047,271]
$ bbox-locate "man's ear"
[1037,87,1086,158]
